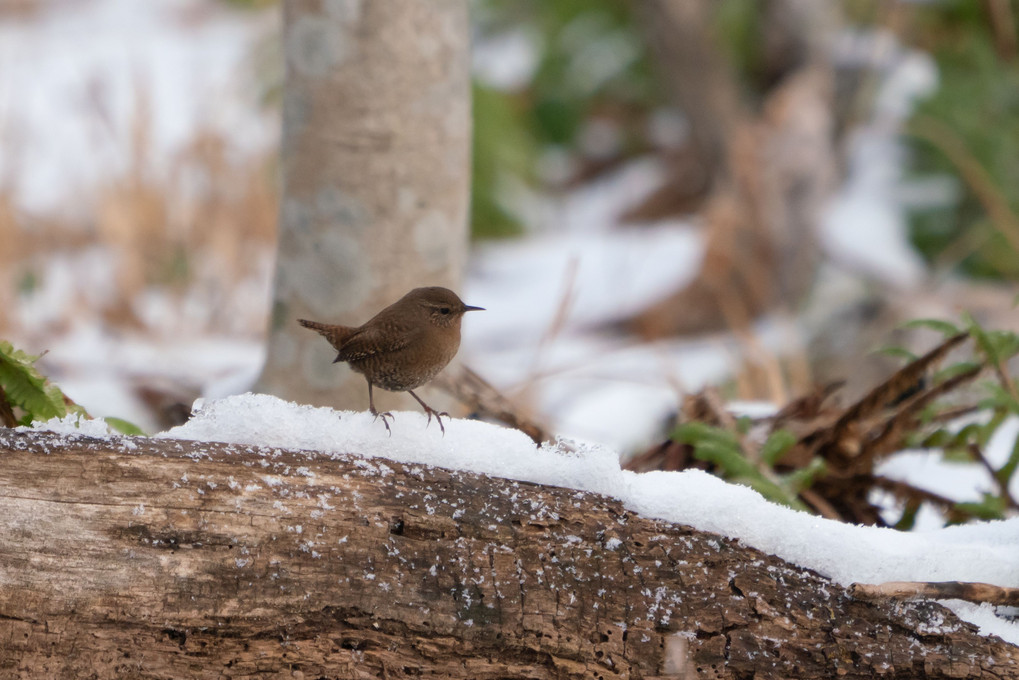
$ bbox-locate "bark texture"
[0,429,1016,679]
[257,0,472,412]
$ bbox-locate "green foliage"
[672,316,1019,527]
[510,0,658,144]
[712,0,770,94]
[471,83,534,239]
[904,2,1019,279]
[998,435,1019,487]
[0,340,74,425]
[672,422,816,513]
[901,318,962,336]
[760,428,797,466]
[104,417,147,436]
[672,420,740,450]
[955,492,1008,521]
[978,383,1019,414]
[0,340,144,434]
[963,311,1019,365]
[873,345,918,362]
[784,457,827,495]
[470,0,659,239]
[906,317,1019,521]
[17,269,38,295]
[932,360,982,384]
[893,500,921,531]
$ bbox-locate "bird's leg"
[367,382,393,436]
[407,390,449,435]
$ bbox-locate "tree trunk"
[256,0,472,412]
[0,428,1015,679]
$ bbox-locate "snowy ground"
[3,0,941,450]
[0,0,277,214]
[27,392,1019,644]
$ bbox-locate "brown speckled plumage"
[298,287,483,434]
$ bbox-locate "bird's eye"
[439,307,451,315]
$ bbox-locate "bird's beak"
[463,305,485,312]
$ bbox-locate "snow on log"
[0,428,1016,679]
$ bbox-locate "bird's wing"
[334,322,422,363]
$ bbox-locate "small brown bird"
[298,286,483,434]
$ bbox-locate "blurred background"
[3,0,1019,461]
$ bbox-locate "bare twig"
[926,404,984,425]
[968,442,1019,510]
[433,365,549,446]
[799,488,843,521]
[991,354,1019,403]
[517,257,579,409]
[851,580,1019,607]
[870,476,961,516]
[984,0,1018,61]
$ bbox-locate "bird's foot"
[407,390,450,436]
[421,406,450,435]
[370,408,394,436]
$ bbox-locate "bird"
[298,286,484,434]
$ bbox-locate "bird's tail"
[298,319,357,355]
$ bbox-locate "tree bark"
[0,428,1015,679]
[256,0,472,412]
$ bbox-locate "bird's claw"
[421,407,449,435]
[406,390,450,436]
[371,409,394,436]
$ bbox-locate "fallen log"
[0,428,1015,679]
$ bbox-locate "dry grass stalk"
[909,116,1019,260]
[2,88,277,339]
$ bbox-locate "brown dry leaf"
[626,331,992,526]
[858,363,983,472]
[804,332,969,463]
